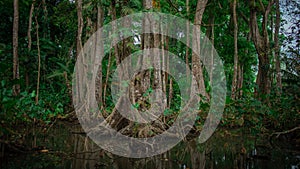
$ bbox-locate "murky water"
[1,122,299,169]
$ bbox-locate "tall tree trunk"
[33,14,40,149]
[76,0,83,59]
[96,3,104,107]
[111,0,120,75]
[121,0,132,82]
[237,32,251,98]
[13,0,20,96]
[133,0,153,112]
[231,0,239,99]
[105,0,127,127]
[210,20,215,84]
[152,1,164,112]
[274,0,282,94]
[249,0,274,101]
[185,0,190,78]
[165,35,172,108]
[74,0,84,106]
[26,0,35,89]
[237,64,244,97]
[35,15,41,105]
[161,20,168,105]
[192,0,209,100]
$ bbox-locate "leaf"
[56,62,70,73]
[30,91,36,98]
[47,71,65,79]
[163,109,173,116]
[1,80,5,87]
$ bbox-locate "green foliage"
[0,0,298,145]
[221,89,300,134]
[0,84,69,124]
[0,80,17,119]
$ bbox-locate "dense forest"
[0,0,299,168]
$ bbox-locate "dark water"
[1,122,299,169]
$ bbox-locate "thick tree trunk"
[13,0,20,96]
[249,0,274,101]
[74,0,84,106]
[133,0,153,112]
[231,0,239,99]
[152,1,163,111]
[192,0,209,100]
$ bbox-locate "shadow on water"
[0,121,299,169]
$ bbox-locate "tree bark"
[26,0,35,89]
[95,3,104,106]
[133,0,153,112]
[111,0,120,72]
[165,34,172,108]
[192,0,209,100]
[76,0,83,59]
[74,0,83,105]
[161,20,168,103]
[231,0,239,99]
[249,0,274,101]
[13,0,20,96]
[152,1,163,111]
[35,15,41,105]
[237,64,244,97]
[185,0,190,78]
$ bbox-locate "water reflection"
[1,122,299,169]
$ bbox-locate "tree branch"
[238,11,249,25]
[166,0,179,12]
[271,126,300,138]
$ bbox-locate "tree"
[26,0,35,89]
[76,0,83,58]
[13,0,20,96]
[96,1,104,107]
[185,0,190,79]
[249,0,274,101]
[192,0,209,100]
[35,14,41,105]
[231,0,239,99]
